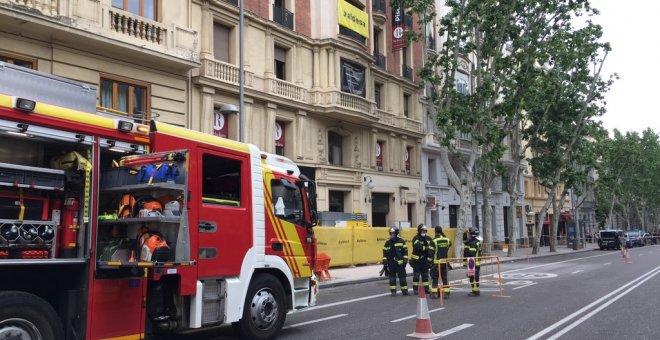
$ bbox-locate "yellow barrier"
[315,226,459,267]
[436,256,506,305]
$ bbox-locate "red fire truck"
[0,62,318,340]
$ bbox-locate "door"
[196,148,252,277]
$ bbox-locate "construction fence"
[434,256,505,305]
[315,227,458,267]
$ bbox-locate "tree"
[525,20,614,254]
[404,0,608,255]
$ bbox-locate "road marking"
[391,308,444,323]
[571,270,584,274]
[547,268,660,340]
[436,323,474,337]
[300,293,390,313]
[500,252,613,275]
[512,282,537,290]
[526,266,660,340]
[283,314,347,329]
[603,262,611,266]
[638,254,643,257]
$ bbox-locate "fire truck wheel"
[235,274,286,340]
[0,291,64,340]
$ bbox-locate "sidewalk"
[319,242,600,289]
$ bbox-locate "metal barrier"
[435,256,506,306]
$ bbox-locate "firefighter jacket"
[430,235,452,264]
[463,238,482,266]
[383,236,408,267]
[411,234,432,264]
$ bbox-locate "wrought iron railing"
[272,4,294,30]
[373,52,386,69]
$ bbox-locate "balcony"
[426,35,436,51]
[310,90,377,124]
[376,109,394,126]
[372,0,386,25]
[225,0,238,6]
[0,0,199,71]
[269,78,307,103]
[339,26,366,45]
[401,117,422,133]
[273,4,294,30]
[402,65,413,81]
[199,57,254,87]
[373,51,386,69]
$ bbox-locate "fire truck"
[0,62,318,340]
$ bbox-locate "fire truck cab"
[0,62,318,340]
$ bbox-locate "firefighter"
[429,226,452,299]
[463,227,482,296]
[382,226,409,296]
[411,224,432,295]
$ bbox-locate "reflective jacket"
[463,238,481,266]
[411,234,432,264]
[430,235,452,264]
[383,236,408,267]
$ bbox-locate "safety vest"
[382,237,408,264]
[431,235,452,264]
[411,234,432,262]
[463,239,481,266]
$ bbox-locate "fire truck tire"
[234,274,286,340]
[0,291,64,340]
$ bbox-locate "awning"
[560,212,573,221]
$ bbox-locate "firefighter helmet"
[417,224,427,233]
[435,226,443,234]
[389,226,399,235]
[469,227,480,236]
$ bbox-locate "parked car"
[624,230,644,248]
[598,230,622,250]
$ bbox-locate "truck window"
[271,179,303,225]
[201,154,242,207]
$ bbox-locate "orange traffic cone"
[407,287,438,339]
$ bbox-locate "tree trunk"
[550,194,558,252]
[481,172,494,256]
[533,187,556,254]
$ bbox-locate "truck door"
[196,148,252,277]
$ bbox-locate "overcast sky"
[588,0,660,135]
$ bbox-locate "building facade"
[0,0,426,228]
[0,0,200,126]
[192,0,425,228]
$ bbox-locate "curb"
[319,248,598,289]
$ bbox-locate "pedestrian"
[463,227,482,296]
[429,226,452,299]
[382,226,409,296]
[411,224,432,295]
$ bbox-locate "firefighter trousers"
[469,266,481,293]
[388,264,408,294]
[430,263,450,294]
[412,261,430,293]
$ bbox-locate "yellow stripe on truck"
[98,333,145,340]
[0,94,116,129]
[153,121,250,153]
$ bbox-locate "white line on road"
[547,268,660,340]
[639,254,643,257]
[391,308,445,323]
[436,323,474,337]
[299,293,390,313]
[603,262,611,266]
[512,282,537,290]
[283,314,348,329]
[499,252,614,275]
[526,266,660,340]
[571,270,584,274]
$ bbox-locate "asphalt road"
[182,245,660,339]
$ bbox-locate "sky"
[588,0,660,135]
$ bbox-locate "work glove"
[397,260,404,266]
[379,264,389,276]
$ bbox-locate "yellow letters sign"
[338,0,369,38]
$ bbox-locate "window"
[112,0,158,20]
[201,154,242,207]
[456,72,470,95]
[374,83,382,109]
[328,131,343,166]
[329,190,345,212]
[214,23,231,63]
[428,158,438,184]
[271,178,304,224]
[275,120,286,156]
[272,0,294,29]
[100,76,149,122]
[274,46,287,80]
[0,53,35,69]
[405,146,412,175]
[340,60,366,97]
[372,28,385,68]
[376,141,384,171]
[403,94,410,117]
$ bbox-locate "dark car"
[598,230,622,250]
